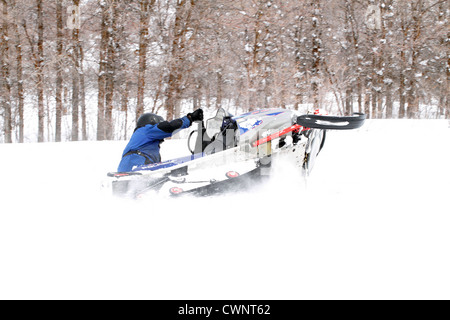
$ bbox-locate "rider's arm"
[157,116,191,133]
[143,116,191,140]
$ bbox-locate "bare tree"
[136,0,154,120]
[80,41,87,140]
[55,0,64,142]
[104,0,118,140]
[1,0,12,143]
[37,0,44,141]
[165,0,197,120]
[70,0,82,141]
[11,0,24,142]
[96,0,108,141]
[310,1,323,108]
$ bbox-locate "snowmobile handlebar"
[296,113,366,130]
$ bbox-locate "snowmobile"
[106,108,365,199]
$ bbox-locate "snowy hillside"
[0,119,449,299]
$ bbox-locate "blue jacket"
[117,116,191,172]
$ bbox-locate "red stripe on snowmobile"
[107,172,143,178]
[252,124,307,147]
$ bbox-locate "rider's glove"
[187,109,204,123]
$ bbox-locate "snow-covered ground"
[0,119,449,299]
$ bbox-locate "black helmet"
[136,113,164,128]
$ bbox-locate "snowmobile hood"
[233,108,296,144]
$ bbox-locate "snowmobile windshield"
[206,108,233,138]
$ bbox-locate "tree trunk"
[399,74,406,118]
[357,82,362,114]
[104,1,117,140]
[192,77,200,110]
[136,0,152,120]
[407,42,419,119]
[151,72,164,114]
[216,34,223,109]
[205,80,211,110]
[96,1,108,141]
[217,69,223,109]
[345,88,352,116]
[80,44,87,140]
[377,92,383,119]
[372,89,377,119]
[345,0,361,115]
[121,80,130,140]
[165,1,183,120]
[386,89,393,119]
[1,0,12,143]
[398,5,408,119]
[447,51,450,119]
[37,0,44,142]
[12,3,24,143]
[71,33,80,141]
[55,0,63,142]
[364,90,371,118]
[294,26,303,110]
[439,1,449,119]
[446,91,450,120]
[381,0,394,119]
[165,0,196,120]
[406,1,423,119]
[311,1,322,107]
[262,22,272,110]
[371,42,378,119]
[71,1,82,141]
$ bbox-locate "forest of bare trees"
[0,0,448,143]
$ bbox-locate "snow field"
[0,119,449,299]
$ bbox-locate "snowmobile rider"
[117,109,204,172]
